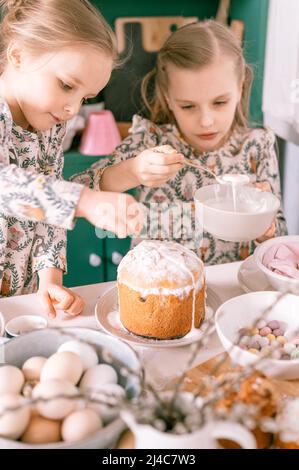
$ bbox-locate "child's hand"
[253,181,276,242]
[256,221,276,243]
[132,145,184,187]
[38,284,85,319]
[76,189,144,238]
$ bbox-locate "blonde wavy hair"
[0,0,118,73]
[141,20,253,130]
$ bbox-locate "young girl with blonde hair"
[0,0,141,315]
[73,20,287,265]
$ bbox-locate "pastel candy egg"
[267,320,280,330]
[239,343,248,350]
[291,337,299,345]
[261,346,272,357]
[256,320,267,329]
[250,341,261,350]
[260,327,272,336]
[250,327,259,335]
[267,334,276,342]
[258,337,269,348]
[277,336,287,345]
[239,335,251,346]
[248,348,259,355]
[273,329,284,337]
[270,339,279,348]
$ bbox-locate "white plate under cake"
[95,284,220,348]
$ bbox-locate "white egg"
[57,340,98,371]
[41,351,83,385]
[88,383,126,423]
[61,409,102,442]
[22,356,47,381]
[21,415,61,444]
[80,364,117,392]
[0,393,30,440]
[0,365,24,395]
[32,379,78,420]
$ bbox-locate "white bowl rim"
[215,290,299,365]
[5,314,48,336]
[254,235,299,285]
[194,185,280,217]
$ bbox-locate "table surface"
[0,261,245,388]
[1,260,297,449]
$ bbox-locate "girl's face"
[3,44,112,131]
[166,58,242,153]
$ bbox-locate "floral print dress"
[71,115,288,266]
[0,98,83,296]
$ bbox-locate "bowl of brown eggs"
[0,327,142,449]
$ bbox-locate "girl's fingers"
[147,163,183,175]
[52,292,75,311]
[64,296,85,316]
[148,152,184,165]
[38,291,56,319]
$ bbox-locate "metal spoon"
[184,158,250,186]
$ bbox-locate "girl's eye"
[214,101,228,106]
[181,105,194,110]
[60,80,73,91]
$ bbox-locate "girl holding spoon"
[72,20,287,265]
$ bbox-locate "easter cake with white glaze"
[117,240,205,340]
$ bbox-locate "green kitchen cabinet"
[92,0,269,124]
[104,236,131,281]
[62,151,106,287]
[63,150,132,286]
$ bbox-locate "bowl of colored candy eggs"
[215,291,299,380]
[0,327,142,448]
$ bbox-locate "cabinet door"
[104,237,131,281]
[64,218,105,287]
[63,151,105,287]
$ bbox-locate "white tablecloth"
[0,261,244,388]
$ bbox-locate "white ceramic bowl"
[4,315,48,338]
[194,184,280,242]
[254,235,299,294]
[215,291,299,380]
[0,327,141,449]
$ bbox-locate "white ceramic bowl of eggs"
[215,291,299,380]
[254,235,299,295]
[0,327,141,449]
[194,184,280,242]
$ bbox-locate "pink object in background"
[262,243,299,280]
[79,110,121,155]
